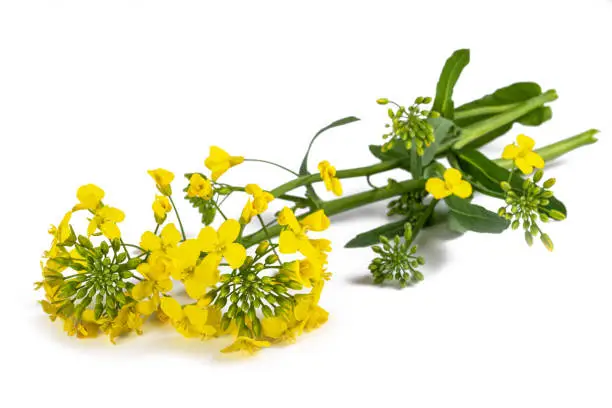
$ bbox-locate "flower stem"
[270,159,402,197]
[453,90,558,150]
[244,158,299,176]
[168,196,187,241]
[494,129,599,169]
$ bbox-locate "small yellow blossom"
[152,195,172,224]
[240,184,274,223]
[220,336,271,355]
[148,168,175,196]
[63,309,100,339]
[197,219,247,270]
[187,173,213,199]
[261,316,289,339]
[281,258,326,288]
[87,206,125,239]
[278,207,330,261]
[205,146,244,181]
[168,239,219,300]
[160,297,216,338]
[140,223,181,254]
[74,184,105,211]
[318,160,342,196]
[502,134,545,174]
[293,281,329,334]
[425,168,472,199]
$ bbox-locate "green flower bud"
[540,234,554,252]
[543,178,556,188]
[524,231,534,247]
[533,170,544,183]
[377,98,389,105]
[511,220,520,230]
[256,241,270,256]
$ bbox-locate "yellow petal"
[99,206,125,222]
[240,200,256,224]
[184,278,206,300]
[525,151,545,169]
[516,134,535,151]
[184,305,208,327]
[425,178,451,199]
[331,178,343,196]
[160,297,183,321]
[218,219,241,245]
[443,168,463,185]
[451,180,473,198]
[197,226,219,252]
[100,221,121,240]
[301,210,330,231]
[131,281,154,300]
[279,230,300,254]
[140,231,161,252]
[245,184,263,196]
[262,317,288,339]
[223,243,246,269]
[502,144,520,160]
[148,168,175,187]
[515,157,533,174]
[136,299,157,315]
[76,184,105,210]
[277,207,301,232]
[194,261,220,288]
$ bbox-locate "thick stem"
[242,178,426,247]
[270,159,402,197]
[453,90,558,149]
[494,129,599,169]
[453,102,521,120]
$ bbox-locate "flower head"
[152,195,172,224]
[74,184,105,211]
[318,160,342,196]
[240,184,274,223]
[425,168,472,199]
[278,207,330,261]
[160,297,216,338]
[502,134,545,174]
[187,173,213,200]
[140,223,181,254]
[148,168,174,196]
[87,206,125,239]
[205,146,244,181]
[197,219,247,270]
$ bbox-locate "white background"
[1,1,611,407]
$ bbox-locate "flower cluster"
[377,96,440,155]
[36,146,332,355]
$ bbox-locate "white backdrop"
[1,1,611,407]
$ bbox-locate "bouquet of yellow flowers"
[36,49,598,354]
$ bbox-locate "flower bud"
[540,234,554,252]
[376,98,389,105]
[543,178,556,188]
[256,241,270,256]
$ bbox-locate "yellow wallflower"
[425,168,472,199]
[74,184,105,211]
[205,146,244,181]
[87,206,125,239]
[160,297,216,338]
[292,281,329,334]
[47,211,73,256]
[240,184,274,223]
[197,219,247,270]
[187,173,213,199]
[63,309,100,339]
[261,316,289,339]
[133,251,174,301]
[220,336,271,354]
[152,195,172,224]
[140,223,181,254]
[281,258,325,288]
[278,207,330,261]
[318,160,342,196]
[148,168,174,196]
[502,134,545,174]
[167,239,219,300]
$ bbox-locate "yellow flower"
[278,207,330,261]
[425,168,472,199]
[220,336,271,355]
[73,184,105,211]
[140,223,181,254]
[152,195,172,224]
[133,252,174,301]
[63,309,100,339]
[318,160,342,196]
[167,239,219,300]
[160,297,216,338]
[281,258,325,288]
[47,211,73,256]
[205,146,244,181]
[240,184,274,223]
[197,219,247,270]
[148,168,174,196]
[502,134,545,174]
[261,316,289,340]
[87,206,125,239]
[293,281,329,334]
[187,173,213,199]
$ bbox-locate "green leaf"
[454,149,567,217]
[445,195,509,233]
[369,144,411,170]
[454,82,553,148]
[345,218,409,248]
[421,117,460,166]
[432,49,470,119]
[299,116,360,176]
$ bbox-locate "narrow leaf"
[345,218,408,248]
[445,195,509,233]
[432,49,470,119]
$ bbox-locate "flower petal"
[160,297,183,321]
[452,180,473,198]
[425,178,451,199]
[140,231,161,252]
[279,230,300,254]
[301,210,330,232]
[218,219,240,245]
[223,242,246,269]
[443,168,463,185]
[197,226,218,252]
[525,151,545,169]
[517,134,535,151]
[515,157,533,174]
[277,207,301,232]
[262,317,288,339]
[502,144,520,160]
[184,305,208,327]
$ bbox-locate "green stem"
[244,158,299,176]
[242,178,425,247]
[122,243,147,253]
[168,196,187,241]
[453,102,522,120]
[212,200,228,220]
[453,90,558,150]
[270,159,402,197]
[494,129,599,169]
